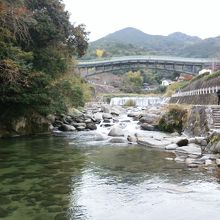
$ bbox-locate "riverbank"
[2,95,220,170]
[48,98,220,170]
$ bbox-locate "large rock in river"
[58,124,76,132]
[108,126,124,137]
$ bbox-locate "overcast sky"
[63,0,220,42]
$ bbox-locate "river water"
[1,134,220,220]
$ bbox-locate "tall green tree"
[0,0,89,117]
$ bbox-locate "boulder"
[175,156,186,163]
[127,135,137,143]
[93,113,103,122]
[76,126,86,131]
[103,119,111,123]
[53,120,63,127]
[72,123,86,128]
[176,138,189,147]
[165,143,178,150]
[108,126,124,137]
[216,158,220,166]
[58,124,76,132]
[85,119,92,123]
[205,159,213,165]
[102,113,112,120]
[68,108,83,117]
[175,144,202,156]
[86,123,97,130]
[109,137,127,143]
[185,157,196,164]
[47,114,56,123]
[110,107,121,116]
[141,123,155,131]
[187,164,198,168]
[127,112,140,118]
[139,114,159,124]
[101,104,111,113]
[103,123,113,127]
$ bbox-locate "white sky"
[63,0,220,42]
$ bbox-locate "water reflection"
[0,137,220,220]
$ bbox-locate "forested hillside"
[83,27,220,59]
[0,0,90,119]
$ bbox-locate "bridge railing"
[172,86,220,97]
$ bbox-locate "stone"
[109,137,127,143]
[53,120,63,127]
[216,159,220,166]
[188,138,196,144]
[175,156,186,163]
[127,112,140,118]
[137,137,170,149]
[102,113,112,120]
[71,123,86,128]
[110,107,121,116]
[93,113,103,122]
[85,119,92,123]
[101,104,111,113]
[195,137,206,145]
[139,114,159,124]
[121,120,131,123]
[47,114,56,123]
[185,158,196,164]
[200,155,211,161]
[86,123,97,130]
[68,108,83,117]
[58,124,76,132]
[187,164,198,168]
[141,123,155,131]
[176,138,189,147]
[76,126,86,131]
[200,139,208,146]
[103,119,111,123]
[175,144,202,156]
[103,123,113,127]
[108,126,124,137]
[165,143,178,150]
[205,159,213,165]
[127,135,137,143]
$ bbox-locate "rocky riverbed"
[50,101,220,170]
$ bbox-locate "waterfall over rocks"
[110,96,169,107]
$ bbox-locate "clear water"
[1,135,220,220]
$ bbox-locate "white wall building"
[161,80,173,86]
[198,69,212,75]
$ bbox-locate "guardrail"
[172,86,220,97]
[78,56,215,66]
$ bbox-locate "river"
[1,133,220,220]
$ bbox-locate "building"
[161,79,173,86]
[198,69,212,75]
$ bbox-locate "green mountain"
[83,27,220,59]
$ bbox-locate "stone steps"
[211,106,220,130]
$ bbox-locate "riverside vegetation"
[0,0,91,137]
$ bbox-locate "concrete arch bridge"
[76,56,219,77]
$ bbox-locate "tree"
[0,0,90,118]
[121,71,143,93]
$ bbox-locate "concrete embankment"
[170,93,218,105]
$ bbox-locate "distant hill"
[83,27,220,59]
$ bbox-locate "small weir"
[110,96,169,107]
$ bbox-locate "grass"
[164,81,190,97]
[204,71,220,80]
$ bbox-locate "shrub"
[158,106,187,133]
